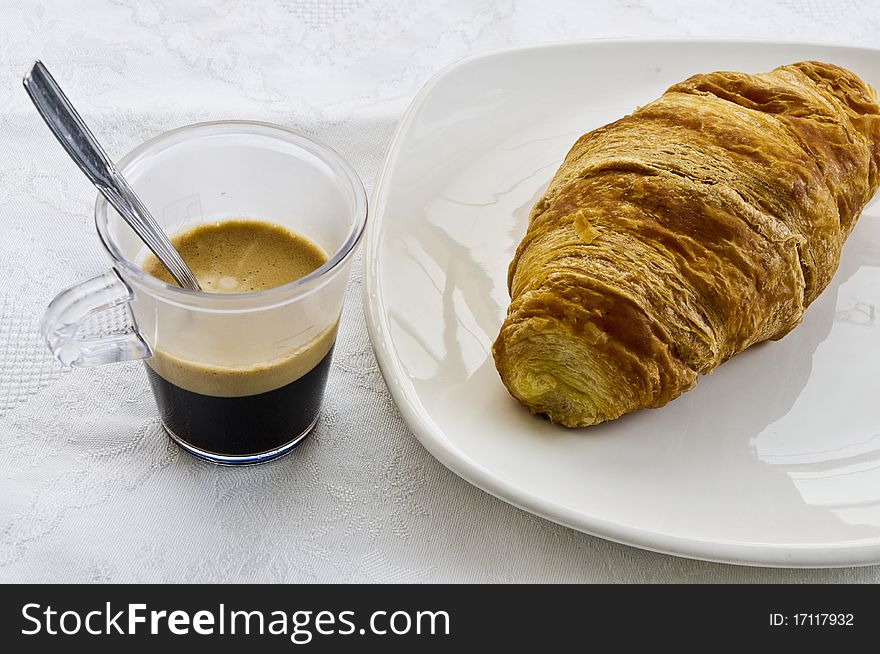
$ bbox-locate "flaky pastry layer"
[493,61,880,427]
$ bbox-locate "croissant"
[493,61,880,427]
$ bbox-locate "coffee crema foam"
[142,219,326,293]
[146,323,337,397]
[141,219,334,397]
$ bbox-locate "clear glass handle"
[40,269,152,367]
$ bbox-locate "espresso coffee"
[143,350,333,459]
[141,219,334,461]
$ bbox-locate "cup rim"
[94,120,368,307]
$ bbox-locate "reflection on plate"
[364,40,880,567]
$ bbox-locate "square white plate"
[364,40,880,567]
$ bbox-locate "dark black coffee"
[145,347,334,461]
[140,219,333,463]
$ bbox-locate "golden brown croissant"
[493,61,880,427]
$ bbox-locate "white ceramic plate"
[364,40,880,567]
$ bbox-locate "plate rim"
[363,38,880,568]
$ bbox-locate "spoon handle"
[22,61,202,291]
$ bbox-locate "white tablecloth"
[2,0,879,583]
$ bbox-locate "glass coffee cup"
[40,121,367,464]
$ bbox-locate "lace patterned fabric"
[1,0,880,582]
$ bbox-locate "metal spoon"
[22,60,202,291]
